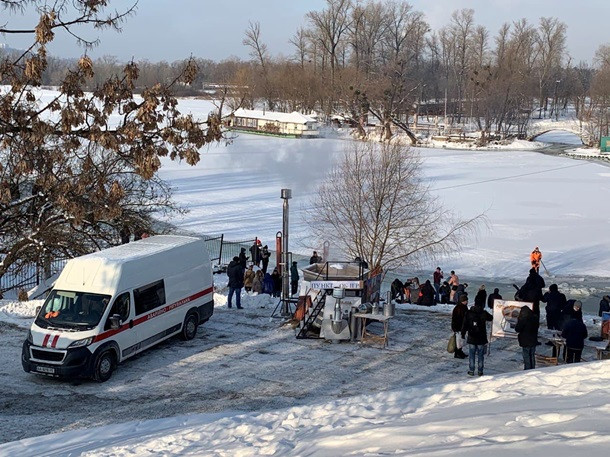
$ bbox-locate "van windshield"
[35,290,111,330]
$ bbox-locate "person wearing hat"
[461,298,493,376]
[474,285,487,308]
[261,244,271,274]
[599,295,610,317]
[290,261,300,296]
[530,247,542,273]
[562,301,588,363]
[560,299,583,330]
[226,256,244,309]
[542,284,567,330]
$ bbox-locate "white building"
[228,108,319,138]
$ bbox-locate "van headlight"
[27,330,33,344]
[68,337,93,348]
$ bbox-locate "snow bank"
[0,299,42,328]
[3,361,609,456]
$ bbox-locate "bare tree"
[308,141,481,273]
[0,1,223,282]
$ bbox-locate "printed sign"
[492,300,533,338]
[310,280,363,290]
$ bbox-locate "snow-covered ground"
[0,292,608,456]
[2,92,610,455]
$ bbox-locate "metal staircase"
[296,292,327,339]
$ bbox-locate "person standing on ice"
[515,305,540,370]
[530,247,542,273]
[433,267,443,303]
[451,295,469,359]
[518,269,545,315]
[461,301,493,376]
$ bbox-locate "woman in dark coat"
[514,305,540,370]
[451,295,469,359]
[474,285,487,308]
[418,280,435,306]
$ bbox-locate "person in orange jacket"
[530,247,542,273]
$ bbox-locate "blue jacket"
[562,318,588,350]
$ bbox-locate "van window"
[35,290,111,330]
[105,292,131,329]
[134,280,166,315]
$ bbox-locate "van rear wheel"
[182,313,198,340]
[93,350,115,382]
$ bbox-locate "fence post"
[218,234,224,265]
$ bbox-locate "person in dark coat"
[290,261,299,296]
[309,251,322,265]
[461,303,493,376]
[249,240,262,267]
[239,247,248,269]
[541,284,567,330]
[562,303,588,363]
[455,283,468,307]
[262,272,274,295]
[474,285,487,308]
[439,281,451,304]
[451,295,469,359]
[271,268,282,298]
[518,268,545,315]
[391,278,404,303]
[599,295,610,317]
[515,305,540,370]
[261,245,271,274]
[487,288,502,309]
[433,267,444,303]
[226,256,244,309]
[561,299,583,330]
[418,280,435,306]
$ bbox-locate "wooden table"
[539,329,566,361]
[353,312,392,348]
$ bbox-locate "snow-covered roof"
[232,108,316,124]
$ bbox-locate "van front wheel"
[182,313,198,340]
[93,350,115,382]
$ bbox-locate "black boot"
[456,348,467,359]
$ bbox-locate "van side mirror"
[109,314,121,330]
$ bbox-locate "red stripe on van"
[51,334,60,348]
[92,286,213,344]
[42,334,50,347]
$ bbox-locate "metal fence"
[0,234,256,296]
[0,256,68,297]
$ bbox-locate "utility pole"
[280,188,292,315]
[444,87,448,133]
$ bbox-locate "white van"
[22,235,214,382]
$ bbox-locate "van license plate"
[36,366,55,374]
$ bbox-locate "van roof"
[78,235,200,263]
[55,235,208,295]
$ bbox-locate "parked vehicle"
[22,235,214,382]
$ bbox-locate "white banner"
[310,280,363,290]
[492,300,533,338]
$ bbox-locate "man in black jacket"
[518,268,545,315]
[461,303,493,376]
[562,304,588,363]
[599,295,610,317]
[487,288,502,309]
[515,305,540,370]
[541,284,567,330]
[227,256,244,309]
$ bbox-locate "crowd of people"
[390,246,600,376]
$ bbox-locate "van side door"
[104,291,138,360]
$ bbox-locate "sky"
[1,0,607,64]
